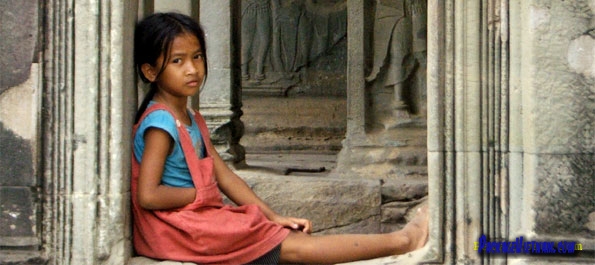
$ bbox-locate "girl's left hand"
[271,215,312,234]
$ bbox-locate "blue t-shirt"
[133,103,205,188]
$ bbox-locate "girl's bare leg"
[279,205,428,264]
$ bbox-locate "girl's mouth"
[187,80,199,87]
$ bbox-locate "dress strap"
[188,109,213,155]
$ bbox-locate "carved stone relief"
[0,0,40,250]
[366,0,427,129]
[241,0,347,91]
[0,0,38,92]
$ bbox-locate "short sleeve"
[133,110,178,163]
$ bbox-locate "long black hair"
[134,12,208,123]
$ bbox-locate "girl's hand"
[271,215,312,234]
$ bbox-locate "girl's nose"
[186,62,198,75]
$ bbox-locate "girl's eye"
[194,54,203,60]
[172,58,181,64]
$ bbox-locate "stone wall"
[515,0,595,246]
[0,1,42,262]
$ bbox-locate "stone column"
[425,0,447,263]
[335,0,369,175]
[345,0,367,141]
[426,0,484,263]
[198,0,245,165]
[42,0,137,264]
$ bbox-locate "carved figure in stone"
[271,0,307,73]
[366,0,427,112]
[241,0,273,81]
[271,0,346,73]
[241,0,347,88]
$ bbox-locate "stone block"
[96,193,132,260]
[0,0,38,91]
[318,215,381,235]
[380,199,426,233]
[128,256,193,265]
[243,175,381,233]
[381,178,428,203]
[0,187,38,242]
[0,123,34,186]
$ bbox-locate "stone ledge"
[0,250,47,265]
[128,256,194,265]
[128,248,429,265]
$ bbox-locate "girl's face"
[144,33,206,98]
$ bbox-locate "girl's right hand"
[271,215,312,234]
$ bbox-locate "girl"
[132,12,428,264]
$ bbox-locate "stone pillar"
[42,0,137,264]
[345,0,367,141]
[425,0,447,263]
[425,0,484,263]
[335,0,370,175]
[198,0,245,165]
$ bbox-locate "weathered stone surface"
[242,175,381,233]
[0,64,38,141]
[380,198,426,233]
[0,1,38,91]
[241,96,346,152]
[0,187,37,241]
[586,212,595,232]
[523,0,595,154]
[381,178,428,203]
[317,215,381,235]
[0,252,48,265]
[240,1,347,97]
[0,123,34,187]
[568,35,595,78]
[154,1,197,16]
[128,256,195,265]
[531,154,595,235]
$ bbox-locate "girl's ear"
[141,63,158,82]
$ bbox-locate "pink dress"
[131,103,289,264]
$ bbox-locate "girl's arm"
[137,128,196,210]
[208,141,312,233]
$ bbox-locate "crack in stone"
[316,213,381,233]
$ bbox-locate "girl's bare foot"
[392,204,429,254]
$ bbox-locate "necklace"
[153,94,191,125]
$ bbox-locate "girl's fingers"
[293,218,312,234]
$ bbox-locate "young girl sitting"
[132,12,429,265]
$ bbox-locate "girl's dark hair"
[134,12,208,123]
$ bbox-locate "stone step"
[241,96,346,131]
[243,152,338,176]
[242,135,344,152]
